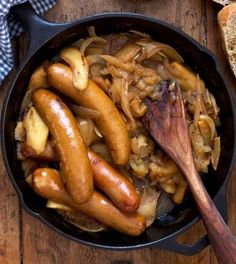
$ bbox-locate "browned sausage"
[22,143,140,213]
[47,63,130,165]
[88,151,140,213]
[32,89,93,204]
[32,168,146,236]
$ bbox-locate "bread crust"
[218,3,236,77]
[213,0,235,6]
[218,2,236,24]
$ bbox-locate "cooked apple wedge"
[23,106,49,154]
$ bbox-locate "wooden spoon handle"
[142,81,236,262]
[183,163,236,264]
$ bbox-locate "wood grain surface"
[0,0,235,263]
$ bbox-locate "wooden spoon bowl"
[143,80,236,264]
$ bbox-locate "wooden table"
[0,0,236,263]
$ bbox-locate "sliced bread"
[218,3,236,77]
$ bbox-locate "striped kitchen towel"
[0,0,57,85]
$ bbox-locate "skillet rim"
[1,12,236,251]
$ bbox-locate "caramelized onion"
[86,55,106,66]
[91,76,110,93]
[138,187,161,227]
[80,37,107,56]
[76,117,97,146]
[194,74,201,127]
[136,40,184,63]
[47,200,105,232]
[71,105,100,119]
[211,137,221,170]
[120,78,136,129]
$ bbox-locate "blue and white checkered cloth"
[0,0,57,85]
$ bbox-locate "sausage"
[47,63,130,165]
[88,151,140,213]
[32,89,93,204]
[22,143,140,213]
[32,168,146,236]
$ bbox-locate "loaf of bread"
[213,0,235,5]
[218,3,236,77]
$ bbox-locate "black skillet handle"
[156,183,228,255]
[157,234,210,256]
[10,1,70,58]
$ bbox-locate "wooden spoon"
[142,80,236,264]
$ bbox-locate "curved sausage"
[32,89,93,204]
[22,143,140,213]
[32,168,146,236]
[47,63,130,165]
[88,151,140,213]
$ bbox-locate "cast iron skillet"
[1,2,236,255]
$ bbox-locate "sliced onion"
[156,192,175,217]
[89,63,104,79]
[203,90,220,121]
[156,63,174,80]
[25,174,33,186]
[47,200,74,212]
[91,76,109,93]
[80,37,107,56]
[86,47,105,56]
[167,61,206,93]
[90,143,112,163]
[189,122,205,157]
[209,93,220,120]
[136,40,184,63]
[106,65,129,79]
[47,200,106,232]
[86,55,106,66]
[100,55,135,72]
[71,38,84,49]
[115,43,141,62]
[101,54,158,83]
[129,30,151,38]
[109,77,122,103]
[135,64,158,78]
[194,74,201,127]
[71,105,100,119]
[138,187,161,227]
[211,137,221,170]
[198,114,216,146]
[119,78,136,129]
[87,26,96,37]
[77,118,97,146]
[94,126,103,138]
